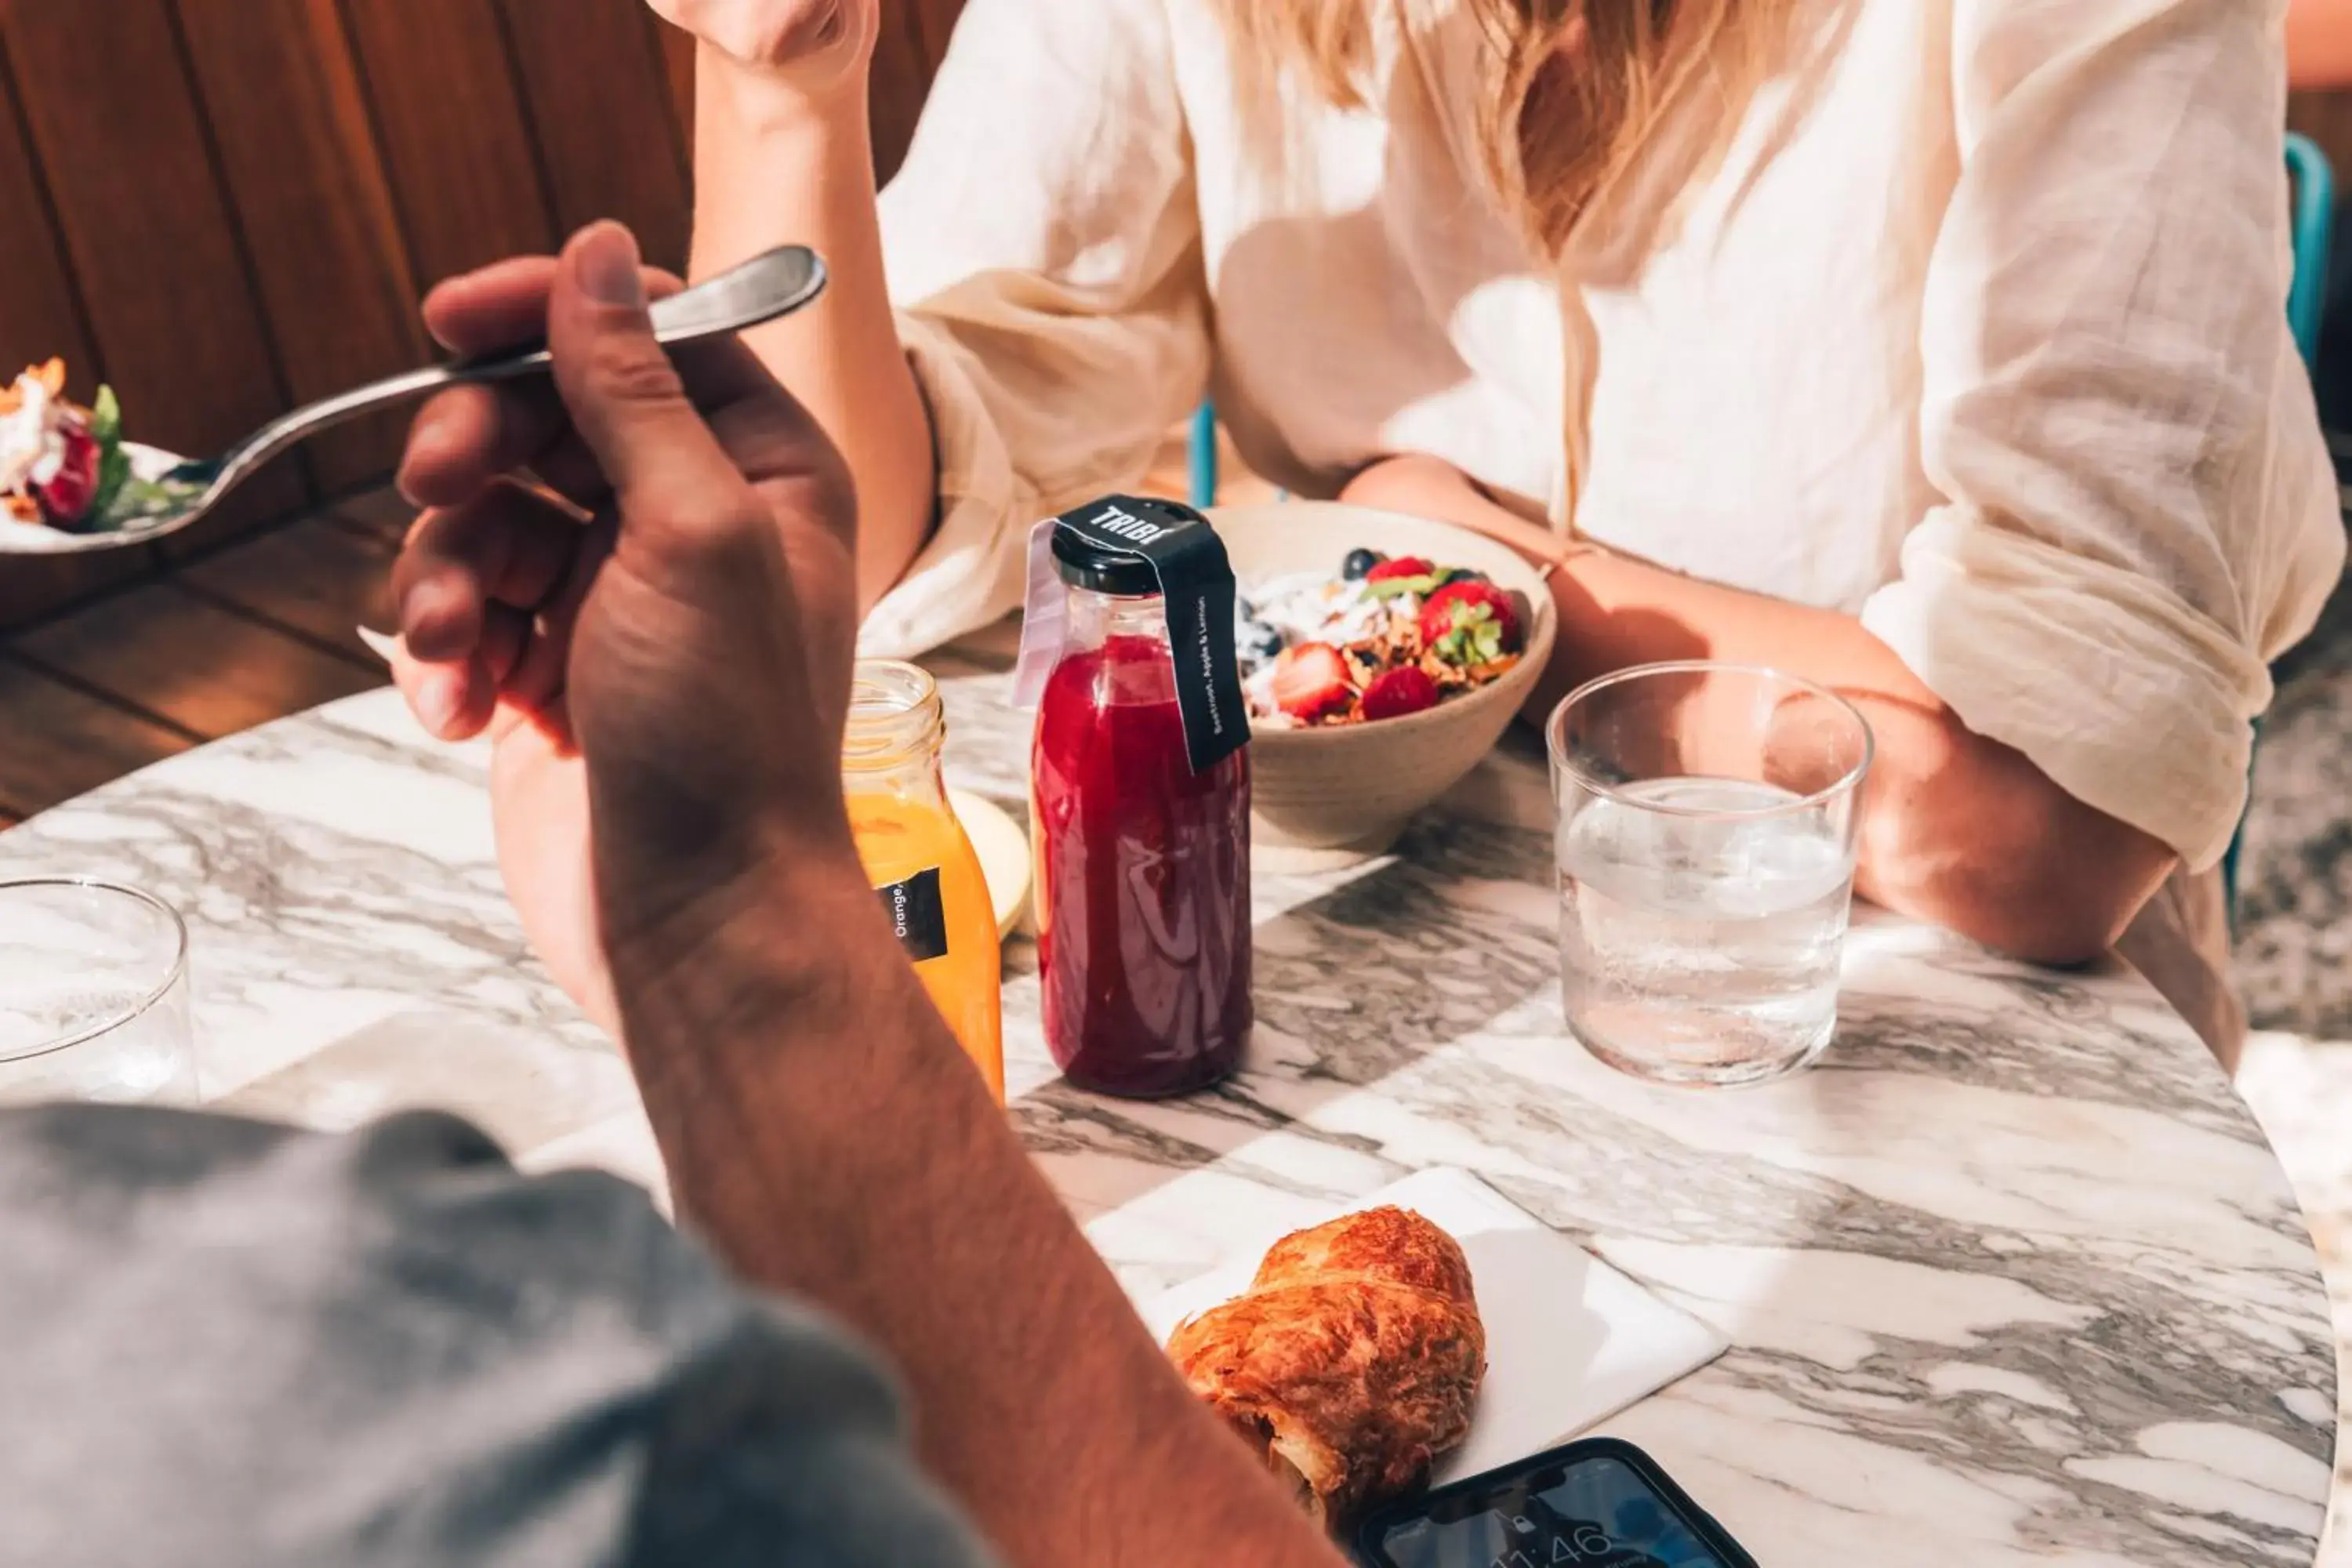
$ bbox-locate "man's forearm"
[613,866,1342,1568]
[691,51,938,610]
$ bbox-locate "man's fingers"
[402,386,628,515]
[415,246,790,519]
[401,382,562,509]
[422,257,559,354]
[544,223,763,548]
[393,485,585,662]
[503,514,614,719]
[423,256,685,357]
[391,597,547,744]
[391,640,483,742]
[408,259,690,509]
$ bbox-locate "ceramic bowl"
[1214,500,1557,865]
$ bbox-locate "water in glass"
[1559,776,1854,1083]
[1548,662,1871,1087]
[0,880,197,1104]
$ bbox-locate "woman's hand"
[647,0,879,93]
[1342,453,1584,572]
[390,222,864,1033]
[1339,452,1477,517]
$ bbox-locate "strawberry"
[33,426,101,528]
[1363,555,1435,584]
[1418,581,1524,666]
[1359,666,1442,721]
[1271,642,1356,721]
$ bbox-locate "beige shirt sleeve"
[858,0,1211,659]
[1860,0,2345,870]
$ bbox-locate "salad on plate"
[1239,548,1530,728]
[2,360,130,532]
[0,360,192,546]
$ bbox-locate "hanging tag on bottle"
[1010,515,1065,711]
[1055,495,1249,774]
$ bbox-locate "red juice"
[1033,630,1252,1097]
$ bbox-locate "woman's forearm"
[2290,0,2352,87]
[1343,456,2176,961]
[691,50,938,610]
[1541,547,2175,955]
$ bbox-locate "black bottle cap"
[1042,495,1249,773]
[1051,517,1163,597]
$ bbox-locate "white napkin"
[1139,1167,1729,1483]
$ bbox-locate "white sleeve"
[1858,0,2343,869]
[858,0,1210,658]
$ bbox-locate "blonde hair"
[1214,0,1779,255]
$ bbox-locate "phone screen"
[1368,1453,1738,1568]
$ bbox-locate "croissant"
[1166,1206,1485,1529]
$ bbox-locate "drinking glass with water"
[0,879,198,1105]
[1546,663,1872,1087]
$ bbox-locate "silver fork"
[11,245,826,556]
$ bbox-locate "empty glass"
[0,879,198,1105]
[1547,663,1872,1087]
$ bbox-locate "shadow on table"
[1005,810,1563,1214]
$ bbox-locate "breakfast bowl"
[1211,500,1558,865]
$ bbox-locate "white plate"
[0,442,189,554]
[1140,1167,1729,1485]
[950,789,1029,939]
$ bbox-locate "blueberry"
[1238,622,1286,664]
[1341,548,1383,581]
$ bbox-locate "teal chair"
[2225,132,2336,919]
[1189,400,1218,510]
[2288,132,2335,371]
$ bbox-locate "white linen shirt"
[863,0,2343,873]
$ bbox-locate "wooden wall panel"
[0,40,150,625]
[0,0,975,632]
[2290,90,2352,187]
[869,3,935,185]
[172,0,426,499]
[0,52,95,390]
[499,0,692,273]
[874,0,967,183]
[652,13,696,160]
[339,0,557,285]
[904,0,966,74]
[1,0,305,535]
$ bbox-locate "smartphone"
[1352,1436,1759,1568]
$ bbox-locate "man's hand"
[391,225,1349,1568]
[648,0,878,92]
[390,221,863,1027]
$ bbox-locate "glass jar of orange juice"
[844,661,1006,1102]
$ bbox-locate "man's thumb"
[547,222,743,526]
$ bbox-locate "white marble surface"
[0,673,2337,1565]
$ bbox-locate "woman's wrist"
[1341,453,1595,580]
[697,38,872,139]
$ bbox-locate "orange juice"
[844,662,1006,1102]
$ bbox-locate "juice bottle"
[1030,514,1253,1097]
[845,661,1006,1102]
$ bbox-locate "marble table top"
[0,668,2337,1566]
